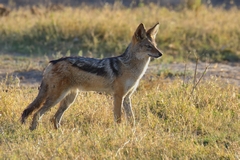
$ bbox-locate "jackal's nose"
[157,49,163,58]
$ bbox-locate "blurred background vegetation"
[0,0,239,62]
[1,0,239,8]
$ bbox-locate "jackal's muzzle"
[148,49,163,58]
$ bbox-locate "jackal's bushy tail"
[21,81,48,124]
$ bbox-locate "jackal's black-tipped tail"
[21,82,48,124]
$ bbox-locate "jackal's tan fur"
[21,23,163,130]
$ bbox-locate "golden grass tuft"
[0,75,239,159]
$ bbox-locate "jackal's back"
[44,56,123,92]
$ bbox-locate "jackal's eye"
[145,44,152,50]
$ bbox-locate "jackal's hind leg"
[30,91,68,130]
[52,90,78,129]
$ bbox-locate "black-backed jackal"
[21,23,163,130]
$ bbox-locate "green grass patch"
[0,5,240,62]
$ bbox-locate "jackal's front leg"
[113,94,123,123]
[123,96,135,126]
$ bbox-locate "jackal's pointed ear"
[134,23,147,42]
[146,22,159,40]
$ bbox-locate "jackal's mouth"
[148,53,162,58]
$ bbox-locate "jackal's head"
[131,23,162,59]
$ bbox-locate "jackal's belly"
[77,83,113,93]
[73,74,113,93]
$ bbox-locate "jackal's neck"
[119,44,151,74]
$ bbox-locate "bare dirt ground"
[0,57,239,88]
[150,62,240,87]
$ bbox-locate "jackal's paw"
[51,117,60,129]
[29,125,36,131]
[21,118,26,124]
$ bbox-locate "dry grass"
[0,74,239,159]
[0,4,239,62]
[0,4,240,159]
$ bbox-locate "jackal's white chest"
[126,78,137,88]
[139,60,150,78]
[133,58,150,82]
[124,78,139,93]
[122,58,150,94]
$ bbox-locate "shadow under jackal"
[21,23,163,130]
